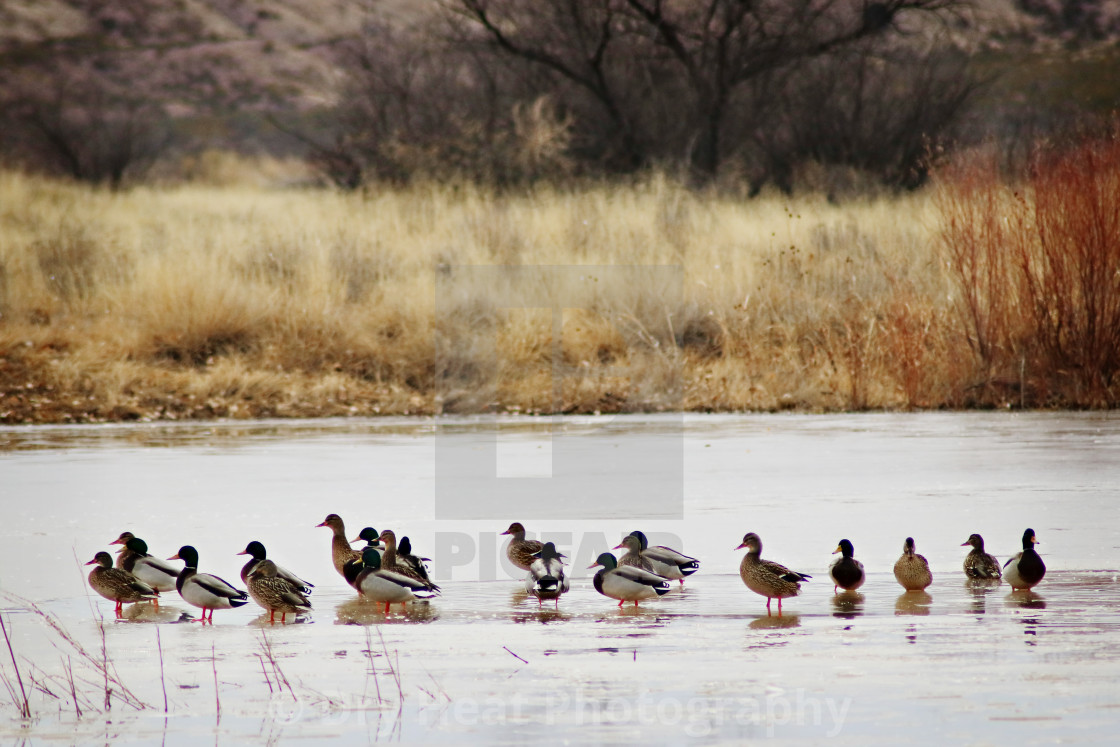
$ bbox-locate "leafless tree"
[447,0,968,182]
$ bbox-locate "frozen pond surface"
[1,412,1119,744]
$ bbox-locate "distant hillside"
[0,0,422,112]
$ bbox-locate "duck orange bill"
[734,542,747,549]
[612,542,626,550]
[833,547,843,554]
[167,553,180,560]
[315,521,328,527]
[235,550,249,555]
[83,558,98,565]
[587,561,601,569]
[960,540,972,546]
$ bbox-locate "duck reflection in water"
[334,597,439,625]
[119,601,186,624]
[965,578,1002,615]
[895,591,932,616]
[749,614,801,630]
[1005,589,1046,610]
[511,608,571,625]
[831,591,865,620]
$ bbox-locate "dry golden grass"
[0,163,1078,424]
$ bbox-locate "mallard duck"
[736,532,811,616]
[1004,528,1046,591]
[589,552,671,607]
[109,531,136,569]
[351,527,385,553]
[168,546,249,623]
[397,536,431,581]
[502,522,543,572]
[115,537,182,594]
[85,552,158,616]
[378,530,440,591]
[614,534,656,573]
[525,542,570,608]
[628,530,699,585]
[352,547,440,613]
[316,514,362,578]
[961,533,1002,580]
[236,541,314,594]
[894,537,933,591]
[829,539,865,593]
[246,560,312,623]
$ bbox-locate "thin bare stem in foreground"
[502,646,528,665]
[212,643,220,725]
[0,613,31,718]
[376,628,403,701]
[156,627,168,713]
[0,591,147,711]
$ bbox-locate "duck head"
[501,522,527,538]
[124,537,151,556]
[169,545,199,568]
[361,547,383,570]
[109,531,135,547]
[834,539,855,557]
[85,552,114,568]
[613,535,643,553]
[961,533,985,550]
[1021,528,1039,549]
[353,527,381,545]
[588,552,618,571]
[237,540,267,559]
[628,530,650,551]
[735,532,762,552]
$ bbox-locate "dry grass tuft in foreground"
[0,149,1116,424]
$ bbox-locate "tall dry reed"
[1,159,1110,423]
[936,130,1120,407]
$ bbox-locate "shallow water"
[1,413,1119,743]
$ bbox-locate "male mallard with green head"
[168,545,249,623]
[589,552,671,607]
[526,542,570,608]
[1004,528,1045,591]
[829,539,865,593]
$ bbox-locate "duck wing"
[193,573,247,601]
[761,559,811,583]
[614,565,672,587]
[274,563,314,594]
